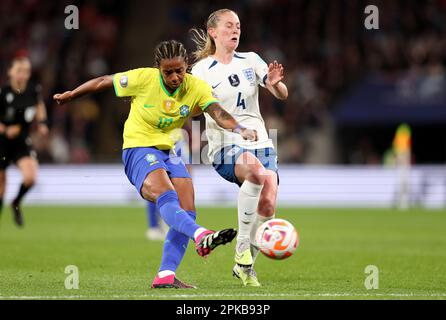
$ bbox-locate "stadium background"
[0,0,445,207]
[0,0,446,301]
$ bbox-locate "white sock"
[158,270,175,278]
[251,213,275,263]
[236,180,263,252]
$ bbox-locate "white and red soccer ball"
[255,218,299,260]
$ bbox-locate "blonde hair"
[190,9,236,63]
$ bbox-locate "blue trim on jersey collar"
[233,53,246,59]
[208,60,218,69]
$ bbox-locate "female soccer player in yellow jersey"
[54,40,258,289]
[191,9,288,286]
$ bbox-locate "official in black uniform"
[0,55,48,227]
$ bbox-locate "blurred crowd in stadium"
[1,0,445,164]
[0,0,124,163]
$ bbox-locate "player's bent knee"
[141,180,173,202]
[140,182,156,202]
[23,176,36,187]
[257,198,275,217]
[245,167,267,185]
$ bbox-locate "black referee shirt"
[0,82,41,138]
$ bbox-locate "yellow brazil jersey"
[113,68,218,150]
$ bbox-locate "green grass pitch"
[0,206,445,300]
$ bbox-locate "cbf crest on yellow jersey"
[113,68,218,150]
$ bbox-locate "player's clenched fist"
[53,91,72,105]
[240,128,258,142]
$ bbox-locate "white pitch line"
[1,293,446,300]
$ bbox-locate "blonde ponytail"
[190,28,215,62]
[190,9,236,63]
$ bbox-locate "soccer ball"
[255,218,299,260]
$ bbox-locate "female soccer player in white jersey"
[191,9,288,287]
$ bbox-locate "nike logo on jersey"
[244,211,255,216]
[144,104,155,108]
[212,82,222,89]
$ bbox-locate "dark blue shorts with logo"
[212,145,279,187]
[122,146,190,196]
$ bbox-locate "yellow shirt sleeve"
[195,78,220,111]
[113,68,149,97]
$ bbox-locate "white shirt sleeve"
[252,52,268,88]
[191,63,203,79]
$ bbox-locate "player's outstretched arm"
[205,103,258,141]
[53,75,113,105]
[265,60,288,100]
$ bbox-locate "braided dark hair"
[154,40,188,67]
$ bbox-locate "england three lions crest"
[242,68,255,84]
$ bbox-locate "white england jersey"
[192,52,274,162]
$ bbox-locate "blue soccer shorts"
[122,146,191,197]
[212,145,279,186]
